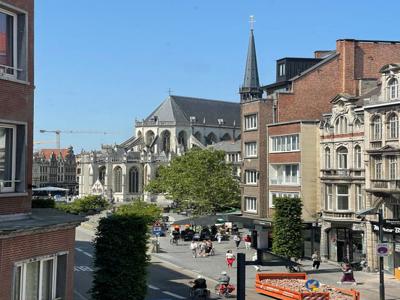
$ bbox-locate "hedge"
[91,214,149,300]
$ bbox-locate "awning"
[32,186,69,192]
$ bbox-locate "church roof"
[144,95,240,127]
[242,30,260,88]
[208,140,241,153]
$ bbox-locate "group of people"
[190,239,214,258]
[232,234,252,249]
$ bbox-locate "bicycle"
[170,237,179,245]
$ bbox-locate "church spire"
[240,15,262,102]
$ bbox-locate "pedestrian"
[226,250,236,268]
[199,241,206,257]
[190,240,198,258]
[233,234,241,249]
[205,240,212,256]
[312,250,321,270]
[341,262,356,284]
[244,234,251,250]
[215,232,223,243]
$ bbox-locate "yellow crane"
[39,129,118,150]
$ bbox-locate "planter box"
[255,273,360,300]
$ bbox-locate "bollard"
[237,252,246,300]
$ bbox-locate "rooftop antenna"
[167,88,174,96]
[249,15,255,31]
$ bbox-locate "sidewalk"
[152,235,400,300]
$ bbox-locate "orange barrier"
[395,268,400,280]
[255,273,360,300]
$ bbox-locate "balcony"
[367,179,400,194]
[321,210,357,220]
[321,169,364,179]
[370,141,382,149]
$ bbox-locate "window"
[0,124,15,192]
[375,156,382,179]
[278,63,285,76]
[245,197,257,212]
[337,147,348,169]
[335,116,348,134]
[324,147,331,169]
[356,185,364,210]
[245,170,257,185]
[113,166,122,193]
[325,184,333,210]
[98,166,106,185]
[371,116,382,140]
[244,142,257,157]
[337,185,349,210]
[270,134,299,152]
[244,114,257,130]
[388,114,399,139]
[388,78,399,100]
[13,253,67,300]
[269,164,299,185]
[389,156,397,180]
[354,145,362,169]
[129,167,139,193]
[270,191,300,208]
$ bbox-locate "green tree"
[146,148,240,215]
[56,195,109,214]
[116,201,162,224]
[91,214,149,300]
[272,197,303,259]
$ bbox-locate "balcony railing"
[369,179,400,192]
[322,210,357,220]
[370,141,382,149]
[321,169,364,178]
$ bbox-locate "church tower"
[240,16,262,102]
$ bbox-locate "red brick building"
[239,31,400,253]
[0,1,82,299]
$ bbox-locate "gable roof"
[145,95,240,127]
[38,149,69,160]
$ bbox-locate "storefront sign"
[395,244,400,253]
[377,243,390,257]
[371,222,400,235]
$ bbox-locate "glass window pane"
[0,12,13,67]
[13,266,21,300]
[0,127,14,188]
[56,255,67,299]
[41,260,53,300]
[26,261,40,300]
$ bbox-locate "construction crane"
[39,129,118,150]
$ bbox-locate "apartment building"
[239,26,400,253]
[0,1,82,299]
[363,63,400,273]
[319,94,366,263]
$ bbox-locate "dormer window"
[217,118,224,125]
[388,78,398,100]
[189,116,196,123]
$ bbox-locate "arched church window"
[113,166,122,193]
[129,167,139,193]
[145,130,155,146]
[161,130,171,153]
[206,132,217,145]
[221,133,231,141]
[178,131,187,150]
[98,166,106,185]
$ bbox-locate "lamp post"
[378,208,385,300]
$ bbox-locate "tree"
[116,201,162,224]
[91,214,149,300]
[272,197,303,259]
[146,148,240,215]
[56,195,109,215]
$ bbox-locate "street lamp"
[356,207,385,300]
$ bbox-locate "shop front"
[326,223,365,263]
[371,220,400,274]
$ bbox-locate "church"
[77,95,240,203]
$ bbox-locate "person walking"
[215,232,223,244]
[233,234,241,249]
[190,240,198,258]
[311,250,321,270]
[244,234,252,250]
[341,262,356,284]
[226,250,236,268]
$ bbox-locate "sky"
[34,0,400,152]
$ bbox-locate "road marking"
[75,247,93,258]
[74,290,89,300]
[74,266,93,272]
[148,284,160,290]
[161,291,185,299]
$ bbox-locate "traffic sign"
[377,243,389,257]
[305,279,320,291]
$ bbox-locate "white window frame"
[278,63,285,76]
[337,147,348,169]
[0,124,16,193]
[388,78,399,100]
[372,116,382,140]
[336,185,349,211]
[375,156,382,180]
[269,164,300,185]
[324,147,331,169]
[244,170,257,185]
[244,142,257,158]
[244,114,257,130]
[388,114,399,139]
[325,184,333,210]
[354,145,362,169]
[356,184,364,211]
[0,8,17,78]
[13,252,68,300]
[389,156,397,180]
[245,196,257,213]
[270,134,299,153]
[269,191,300,208]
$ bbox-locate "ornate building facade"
[77,95,240,203]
